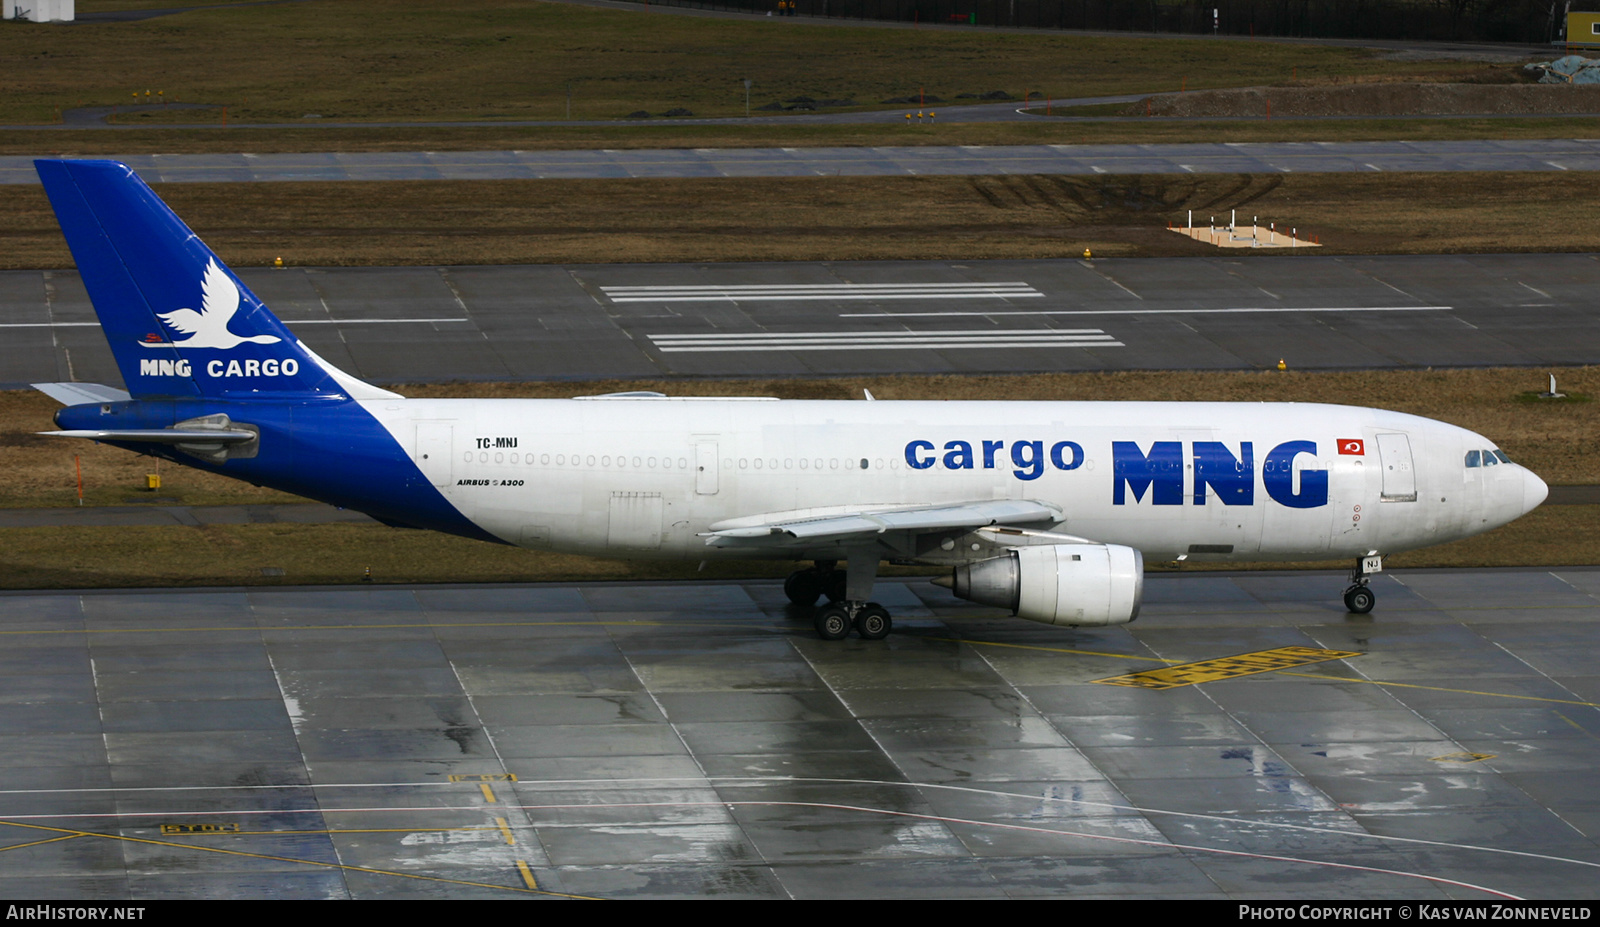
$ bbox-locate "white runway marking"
[840,305,1452,318]
[647,329,1123,352]
[602,282,1043,302]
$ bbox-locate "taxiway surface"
[1,568,1597,899]
[4,254,1597,387]
[6,141,1600,183]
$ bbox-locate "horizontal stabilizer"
[31,382,132,406]
[40,428,257,445]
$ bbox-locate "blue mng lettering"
[1262,440,1328,508]
[1113,441,1184,505]
[1193,441,1254,505]
[1113,439,1324,508]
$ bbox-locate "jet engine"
[942,543,1144,627]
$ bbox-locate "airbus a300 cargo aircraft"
[31,160,1548,640]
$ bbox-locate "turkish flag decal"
[1338,438,1365,456]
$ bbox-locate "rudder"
[34,159,394,401]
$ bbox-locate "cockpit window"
[1492,450,1511,464]
[1464,450,1481,468]
[1482,449,1498,467]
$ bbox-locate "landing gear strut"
[1342,555,1379,614]
[791,551,893,640]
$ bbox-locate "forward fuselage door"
[695,440,719,495]
[1376,432,1418,502]
[415,423,454,488]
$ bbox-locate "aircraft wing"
[32,382,133,405]
[702,499,1062,548]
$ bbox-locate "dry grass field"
[4,0,1529,127]
[5,171,1600,269]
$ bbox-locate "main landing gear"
[814,601,892,641]
[1342,555,1379,614]
[785,557,892,640]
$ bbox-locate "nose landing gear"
[1342,554,1381,614]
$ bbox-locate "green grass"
[3,0,1530,127]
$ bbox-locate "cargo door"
[608,492,663,550]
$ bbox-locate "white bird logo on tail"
[142,259,281,349]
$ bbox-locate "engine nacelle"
[947,543,1144,627]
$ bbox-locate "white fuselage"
[363,397,1545,565]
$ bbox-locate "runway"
[7,140,1600,184]
[4,253,1598,388]
[1,568,1596,899]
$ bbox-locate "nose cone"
[1521,467,1549,516]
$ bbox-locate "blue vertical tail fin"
[34,159,398,401]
